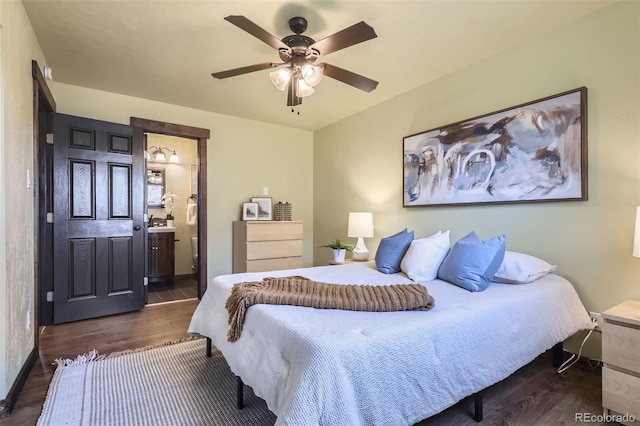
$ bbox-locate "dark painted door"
[53,113,145,323]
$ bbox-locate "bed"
[188,261,593,425]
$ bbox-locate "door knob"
[134,225,141,231]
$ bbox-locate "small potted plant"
[320,238,355,264]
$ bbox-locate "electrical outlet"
[26,310,32,330]
[589,311,602,331]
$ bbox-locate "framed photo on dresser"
[242,202,258,220]
[251,197,273,220]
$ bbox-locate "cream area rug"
[37,338,277,425]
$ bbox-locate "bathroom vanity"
[147,227,175,284]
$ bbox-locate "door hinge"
[144,277,148,286]
[46,133,54,145]
[46,212,54,223]
[46,291,53,302]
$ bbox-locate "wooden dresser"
[602,299,640,422]
[233,221,303,273]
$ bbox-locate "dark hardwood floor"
[1,299,606,426]
[147,277,198,304]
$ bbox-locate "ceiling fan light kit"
[212,15,378,110]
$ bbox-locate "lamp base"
[351,237,369,261]
[351,250,369,261]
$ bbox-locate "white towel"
[186,203,197,225]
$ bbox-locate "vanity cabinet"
[147,231,175,283]
[233,221,303,273]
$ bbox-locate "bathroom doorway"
[145,133,199,305]
[130,117,210,301]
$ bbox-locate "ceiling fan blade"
[224,15,289,51]
[212,62,280,79]
[309,21,377,56]
[320,63,379,93]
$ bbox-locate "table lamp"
[348,212,374,261]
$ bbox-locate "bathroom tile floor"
[147,278,198,304]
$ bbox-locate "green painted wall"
[0,0,49,398]
[314,2,640,322]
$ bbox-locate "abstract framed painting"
[403,87,587,207]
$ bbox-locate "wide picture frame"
[403,87,587,207]
[251,197,273,220]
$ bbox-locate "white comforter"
[188,262,592,425]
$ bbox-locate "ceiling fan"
[212,15,379,107]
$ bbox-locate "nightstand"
[602,299,640,422]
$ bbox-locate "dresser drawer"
[602,320,640,372]
[245,257,303,273]
[603,366,640,418]
[245,221,303,241]
[233,220,304,273]
[246,240,303,260]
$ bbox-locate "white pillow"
[400,230,450,282]
[492,251,556,284]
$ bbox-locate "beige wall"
[147,134,198,276]
[314,1,640,320]
[0,1,49,397]
[52,83,314,282]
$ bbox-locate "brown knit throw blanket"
[225,276,435,342]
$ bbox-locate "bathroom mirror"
[147,168,165,207]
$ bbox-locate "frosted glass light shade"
[633,206,640,258]
[301,64,323,87]
[297,79,315,97]
[153,149,166,162]
[169,151,180,164]
[269,68,292,91]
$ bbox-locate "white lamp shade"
[633,206,640,258]
[169,151,180,163]
[348,212,374,238]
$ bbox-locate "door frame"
[130,117,210,297]
[33,61,56,331]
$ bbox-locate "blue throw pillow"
[375,229,414,274]
[437,231,506,292]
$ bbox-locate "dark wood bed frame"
[205,337,564,422]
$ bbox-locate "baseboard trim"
[0,346,38,418]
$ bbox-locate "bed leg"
[206,338,212,358]
[552,342,563,368]
[473,391,483,422]
[236,376,244,409]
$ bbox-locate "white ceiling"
[23,0,614,131]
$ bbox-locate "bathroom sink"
[148,226,176,233]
